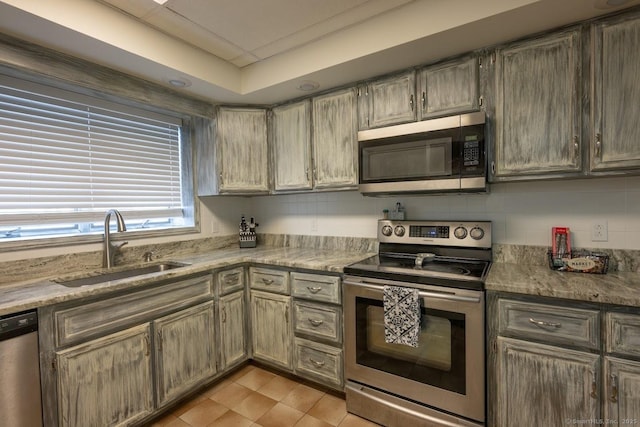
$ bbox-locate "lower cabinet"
[250,290,292,370]
[604,357,640,423]
[219,290,247,370]
[56,324,154,427]
[294,338,343,388]
[154,301,216,408]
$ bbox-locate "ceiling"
[0,0,639,105]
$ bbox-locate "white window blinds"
[0,76,185,228]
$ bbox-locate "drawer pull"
[310,358,326,368]
[307,286,322,294]
[261,278,274,285]
[528,318,561,329]
[224,272,240,284]
[308,318,324,327]
[610,373,618,403]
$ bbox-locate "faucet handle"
[114,241,128,250]
[143,251,154,262]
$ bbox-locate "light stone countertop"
[0,246,375,317]
[486,262,640,307]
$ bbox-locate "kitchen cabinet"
[216,107,269,194]
[591,12,640,173]
[358,70,416,129]
[312,88,358,189]
[250,290,292,370]
[417,54,479,120]
[271,100,313,191]
[56,324,154,427]
[153,301,216,408]
[39,273,215,426]
[219,291,247,370]
[491,28,582,180]
[489,293,640,426]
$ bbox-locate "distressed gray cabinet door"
[605,357,640,424]
[251,290,292,370]
[217,107,269,193]
[496,337,600,427]
[591,14,640,172]
[493,29,582,179]
[418,55,479,120]
[56,324,154,427]
[359,70,416,129]
[154,301,216,408]
[312,88,358,189]
[272,100,313,191]
[219,290,248,371]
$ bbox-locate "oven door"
[343,276,485,423]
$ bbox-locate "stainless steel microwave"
[357,111,486,195]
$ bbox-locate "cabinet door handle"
[308,318,324,327]
[409,94,414,111]
[573,135,579,158]
[310,358,326,368]
[595,133,602,158]
[261,278,274,285]
[285,309,289,324]
[307,286,322,294]
[422,91,426,109]
[591,371,598,399]
[528,318,561,329]
[157,330,163,352]
[306,167,311,181]
[144,335,150,356]
[219,173,223,185]
[222,306,227,323]
[610,373,618,403]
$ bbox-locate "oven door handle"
[343,280,481,303]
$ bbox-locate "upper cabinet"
[216,107,269,194]
[271,100,313,191]
[591,13,640,172]
[358,70,416,129]
[491,29,583,180]
[312,88,359,189]
[418,55,479,120]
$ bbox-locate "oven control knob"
[381,225,393,236]
[470,226,485,240]
[454,226,468,239]
[394,225,406,237]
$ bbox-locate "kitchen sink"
[54,261,191,287]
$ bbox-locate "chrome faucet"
[103,209,127,268]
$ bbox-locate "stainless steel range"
[343,220,491,427]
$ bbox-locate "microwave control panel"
[463,140,480,166]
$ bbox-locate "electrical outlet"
[591,221,608,242]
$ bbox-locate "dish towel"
[383,285,420,347]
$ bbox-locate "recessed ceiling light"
[166,78,191,88]
[297,80,320,91]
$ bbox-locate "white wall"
[249,175,640,250]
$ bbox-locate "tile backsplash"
[250,175,640,250]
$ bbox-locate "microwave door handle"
[343,280,481,303]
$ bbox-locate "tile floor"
[149,363,380,427]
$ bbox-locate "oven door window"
[355,296,466,394]
[360,137,452,182]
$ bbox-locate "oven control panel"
[378,220,491,248]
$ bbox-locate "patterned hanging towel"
[383,285,421,347]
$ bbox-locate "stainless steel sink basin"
[54,262,191,287]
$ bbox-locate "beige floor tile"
[200,378,233,398]
[235,367,277,391]
[163,418,192,427]
[256,375,300,401]
[226,364,256,382]
[337,414,381,427]
[256,402,305,427]
[179,399,229,427]
[232,391,279,421]
[307,394,347,426]
[171,393,210,417]
[206,409,254,427]
[209,382,253,408]
[281,384,325,413]
[149,413,180,426]
[293,414,334,427]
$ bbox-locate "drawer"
[291,272,340,304]
[498,299,600,350]
[54,274,213,347]
[249,267,289,294]
[294,338,343,388]
[217,266,244,295]
[293,301,342,344]
[606,312,640,357]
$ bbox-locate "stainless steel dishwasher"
[0,310,43,427]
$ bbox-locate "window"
[0,75,195,247]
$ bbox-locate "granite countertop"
[486,262,640,307]
[0,246,375,317]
